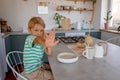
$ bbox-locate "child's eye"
[40,30,44,32]
[35,30,38,31]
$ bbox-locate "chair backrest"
[106,36,120,46]
[6,51,28,80]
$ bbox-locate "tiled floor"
[5,64,23,80]
[5,70,16,80]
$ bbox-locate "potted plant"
[53,13,66,28]
[104,10,112,30]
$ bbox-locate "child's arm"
[32,32,59,56]
[45,48,52,56]
[32,37,45,46]
[45,32,59,56]
[32,37,52,55]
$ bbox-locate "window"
[112,0,120,28]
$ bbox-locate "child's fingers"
[50,32,55,36]
[55,40,59,44]
[53,40,59,46]
[49,32,55,39]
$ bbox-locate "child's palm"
[45,32,58,48]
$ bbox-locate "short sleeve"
[24,35,36,48]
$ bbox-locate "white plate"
[57,52,79,63]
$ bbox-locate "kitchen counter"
[48,38,120,80]
[100,29,120,34]
[1,31,29,38]
[1,29,100,38]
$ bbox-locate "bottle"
[81,20,85,30]
[77,21,81,30]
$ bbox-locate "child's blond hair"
[28,17,45,29]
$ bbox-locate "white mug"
[82,46,95,59]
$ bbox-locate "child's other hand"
[45,32,59,48]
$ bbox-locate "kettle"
[94,42,108,58]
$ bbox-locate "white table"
[48,38,120,80]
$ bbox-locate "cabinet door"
[5,36,11,54]
[86,32,101,39]
[10,35,28,51]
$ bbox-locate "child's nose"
[38,31,42,35]
[37,32,40,35]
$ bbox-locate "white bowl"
[57,52,79,63]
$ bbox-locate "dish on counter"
[57,52,79,63]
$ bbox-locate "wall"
[0,0,19,31]
[100,0,108,29]
[0,0,108,32]
[93,0,102,29]
[0,0,96,32]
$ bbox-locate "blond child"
[23,17,58,80]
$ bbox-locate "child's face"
[28,24,45,37]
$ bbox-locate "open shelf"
[66,0,92,1]
[56,9,93,11]
[66,0,92,3]
[56,8,93,13]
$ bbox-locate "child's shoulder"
[26,35,36,39]
[25,35,36,42]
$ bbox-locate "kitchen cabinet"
[92,32,101,39]
[87,32,101,39]
[5,36,11,54]
[10,35,28,51]
[5,35,28,54]
[5,35,30,71]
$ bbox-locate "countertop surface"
[48,38,120,80]
[1,29,100,38]
[100,29,120,34]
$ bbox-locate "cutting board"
[61,18,71,31]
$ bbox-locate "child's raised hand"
[45,32,59,48]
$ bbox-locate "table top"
[48,38,120,80]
